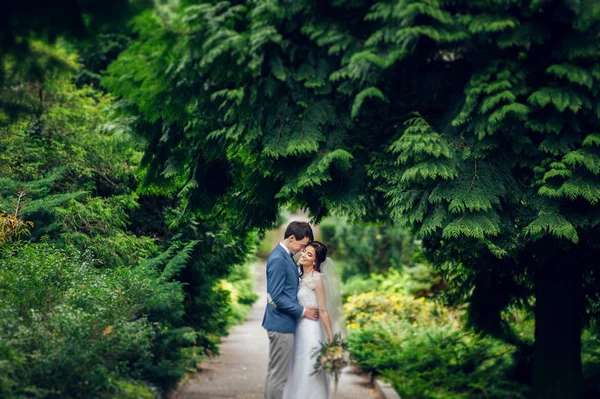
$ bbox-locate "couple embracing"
[262,221,345,399]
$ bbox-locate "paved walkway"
[172,261,380,399]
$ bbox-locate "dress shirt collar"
[279,242,292,256]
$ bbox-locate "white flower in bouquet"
[311,333,349,392]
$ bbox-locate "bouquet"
[311,333,349,390]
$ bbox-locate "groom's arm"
[267,259,304,319]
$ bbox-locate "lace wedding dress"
[282,271,330,399]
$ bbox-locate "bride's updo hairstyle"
[309,241,328,272]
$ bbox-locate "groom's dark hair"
[284,221,314,241]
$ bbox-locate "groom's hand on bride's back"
[304,307,319,321]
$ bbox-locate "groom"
[262,221,319,399]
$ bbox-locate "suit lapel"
[275,245,299,276]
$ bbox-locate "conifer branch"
[300,108,307,137]
[454,135,469,149]
[468,160,478,192]
[277,102,288,143]
[95,170,119,188]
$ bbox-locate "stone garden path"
[172,260,381,399]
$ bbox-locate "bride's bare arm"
[314,274,334,342]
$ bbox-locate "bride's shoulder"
[302,271,323,289]
[309,270,324,279]
[309,271,325,286]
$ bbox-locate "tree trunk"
[531,256,583,399]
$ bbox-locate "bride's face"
[298,245,316,268]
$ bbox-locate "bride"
[283,241,345,399]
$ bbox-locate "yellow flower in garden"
[344,288,448,331]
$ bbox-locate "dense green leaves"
[103,2,600,397]
[0,243,186,398]
[0,19,259,396]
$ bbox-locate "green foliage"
[349,323,527,399]
[345,285,526,399]
[256,229,280,259]
[582,326,600,398]
[342,266,443,301]
[0,0,151,97]
[341,275,379,300]
[59,195,158,267]
[0,41,80,121]
[75,33,132,89]
[101,0,600,396]
[134,212,256,357]
[344,290,445,331]
[104,2,370,228]
[321,217,421,279]
[221,261,260,326]
[1,33,259,397]
[0,76,155,267]
[351,87,386,119]
[0,242,191,397]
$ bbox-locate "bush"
[256,229,279,259]
[342,266,444,301]
[344,290,449,331]
[341,274,379,301]
[0,43,260,398]
[344,285,527,399]
[321,217,419,279]
[349,322,527,399]
[220,261,260,326]
[583,326,600,399]
[0,242,194,398]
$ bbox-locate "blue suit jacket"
[262,245,304,333]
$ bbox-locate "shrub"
[582,326,600,399]
[341,274,379,301]
[342,266,444,302]
[256,229,279,259]
[320,217,419,278]
[348,321,527,399]
[220,261,260,326]
[344,291,448,331]
[345,286,527,399]
[0,242,193,397]
[347,325,403,374]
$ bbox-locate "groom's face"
[289,236,311,255]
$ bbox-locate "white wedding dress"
[282,271,330,399]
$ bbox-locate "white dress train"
[283,271,330,399]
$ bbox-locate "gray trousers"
[265,330,294,399]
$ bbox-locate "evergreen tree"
[105,1,600,398]
[1,0,153,120]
